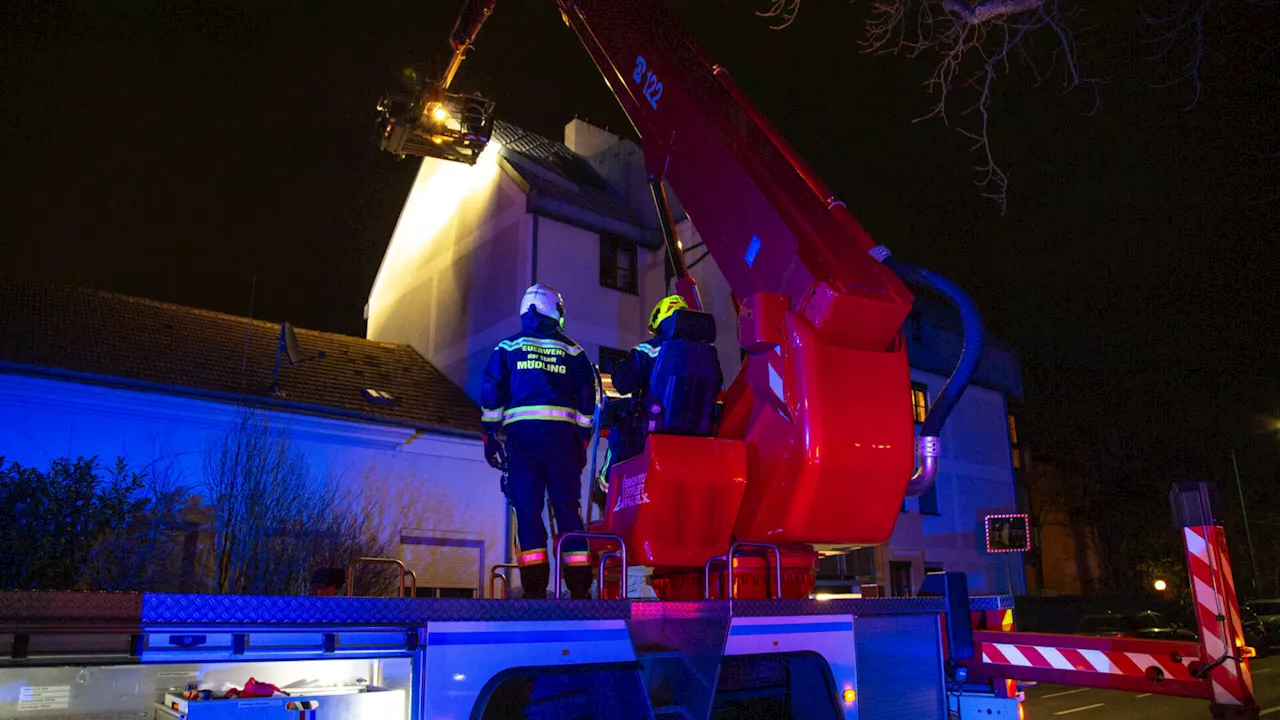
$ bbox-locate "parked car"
[1077,607,1271,657]
[1245,599,1280,653]
[1175,601,1271,657]
[1076,611,1197,641]
[1249,599,1280,625]
[1238,605,1272,656]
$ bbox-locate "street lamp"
[1154,579,1168,592]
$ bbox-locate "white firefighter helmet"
[519,283,565,328]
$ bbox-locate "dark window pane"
[890,561,913,597]
[599,234,639,294]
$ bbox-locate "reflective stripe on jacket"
[479,313,596,438]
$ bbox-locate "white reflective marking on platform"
[1184,527,1208,561]
[1038,647,1076,671]
[1077,649,1119,674]
[768,362,784,403]
[999,644,1030,667]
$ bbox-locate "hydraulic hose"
[870,245,986,497]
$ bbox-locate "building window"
[890,561,914,598]
[599,234,638,294]
[850,547,877,582]
[818,547,878,583]
[598,345,629,375]
[911,382,929,424]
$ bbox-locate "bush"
[0,456,147,590]
[80,458,196,593]
[0,410,400,597]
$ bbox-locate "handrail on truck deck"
[597,550,622,599]
[552,531,628,599]
[489,562,520,598]
[346,557,416,598]
[704,541,783,600]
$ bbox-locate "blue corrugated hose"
[882,257,985,438]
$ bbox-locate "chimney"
[564,119,620,157]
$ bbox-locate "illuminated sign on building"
[985,513,1030,553]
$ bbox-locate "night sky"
[3,2,1277,510]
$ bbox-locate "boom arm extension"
[556,0,913,345]
[441,0,498,89]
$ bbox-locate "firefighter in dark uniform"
[481,284,597,599]
[592,295,724,513]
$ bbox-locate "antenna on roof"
[270,321,326,396]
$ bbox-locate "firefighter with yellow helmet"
[593,294,723,512]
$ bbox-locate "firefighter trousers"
[505,420,591,597]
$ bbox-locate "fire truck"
[0,1,1259,718]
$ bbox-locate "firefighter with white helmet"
[480,283,597,599]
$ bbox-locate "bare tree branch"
[757,0,802,29]
[1144,0,1280,107]
[1143,0,1215,108]
[760,0,1098,213]
[202,409,395,596]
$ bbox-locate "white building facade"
[367,119,1027,597]
[366,121,673,403]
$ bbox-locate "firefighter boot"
[520,563,549,600]
[566,566,594,600]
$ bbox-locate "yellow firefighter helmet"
[647,295,688,334]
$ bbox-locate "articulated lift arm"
[384,0,970,548]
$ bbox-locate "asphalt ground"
[1020,655,1280,718]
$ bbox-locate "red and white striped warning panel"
[1184,524,1256,709]
[969,630,1208,699]
[983,638,1194,680]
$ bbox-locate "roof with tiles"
[492,121,646,234]
[0,280,481,435]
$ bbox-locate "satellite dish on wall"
[271,321,326,395]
